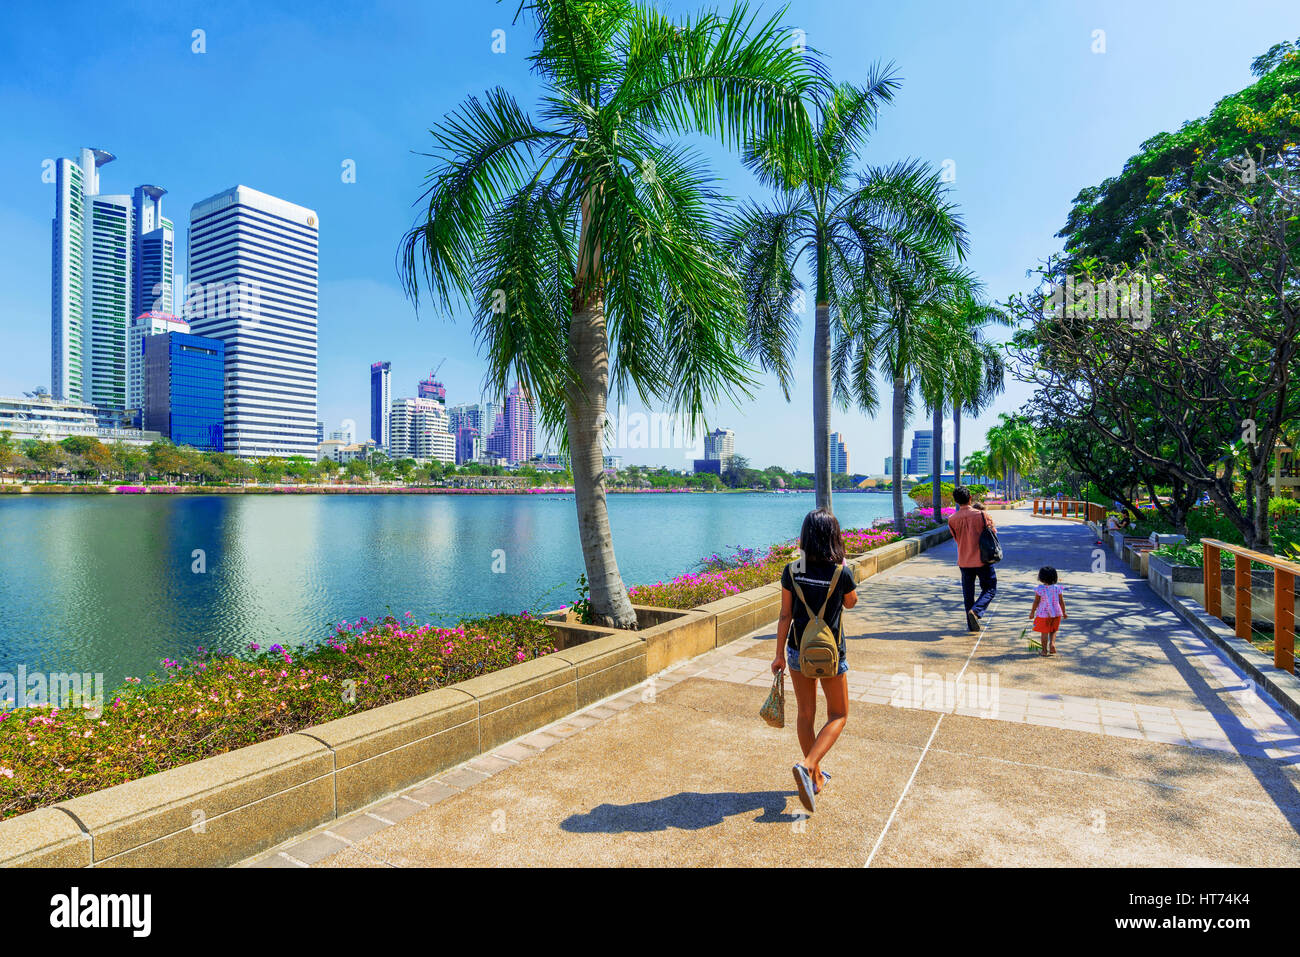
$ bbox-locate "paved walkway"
[242,508,1300,867]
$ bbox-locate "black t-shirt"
[781,560,857,654]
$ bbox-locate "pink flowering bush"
[872,507,952,536]
[629,543,799,608]
[0,611,554,821]
[629,511,946,609]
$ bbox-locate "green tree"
[111,442,147,482]
[398,0,820,627]
[985,413,1036,501]
[940,292,1008,488]
[0,430,17,482]
[283,455,315,484]
[731,77,968,511]
[318,457,340,484]
[837,260,970,533]
[344,458,371,483]
[148,441,187,482]
[24,441,65,480]
[254,456,285,484]
[963,449,990,486]
[1058,42,1300,267]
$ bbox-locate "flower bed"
[29,484,111,494]
[627,508,949,609]
[628,543,800,608]
[0,612,555,821]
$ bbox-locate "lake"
[0,491,896,691]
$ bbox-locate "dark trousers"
[960,564,997,618]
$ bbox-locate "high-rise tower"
[187,185,319,458]
[51,149,175,412]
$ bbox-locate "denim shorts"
[787,644,849,676]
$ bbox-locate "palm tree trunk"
[931,403,943,517]
[953,400,962,487]
[892,374,906,534]
[813,300,832,512]
[566,294,638,630]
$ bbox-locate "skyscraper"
[829,431,849,474]
[704,428,735,468]
[131,185,174,318]
[371,361,392,451]
[51,150,176,412]
[389,396,455,463]
[455,426,480,465]
[910,429,934,477]
[142,331,225,451]
[128,311,189,420]
[447,402,481,437]
[418,372,446,404]
[486,408,508,459]
[187,186,319,458]
[504,384,535,464]
[50,150,97,402]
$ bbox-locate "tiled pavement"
[240,508,1300,868]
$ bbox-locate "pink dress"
[1033,583,1064,633]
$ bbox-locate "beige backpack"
[789,563,843,678]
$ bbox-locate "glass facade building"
[370,361,391,450]
[50,149,175,412]
[143,332,225,452]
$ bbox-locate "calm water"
[0,491,895,691]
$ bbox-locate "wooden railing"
[1201,538,1296,674]
[1032,499,1106,523]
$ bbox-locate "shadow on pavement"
[560,790,798,833]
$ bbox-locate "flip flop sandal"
[792,764,816,813]
[814,770,831,795]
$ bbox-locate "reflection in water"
[0,492,894,692]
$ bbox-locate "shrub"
[0,611,556,820]
[1151,541,1204,566]
[1269,498,1300,519]
[29,484,109,494]
[908,481,955,507]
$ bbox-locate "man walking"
[948,486,996,631]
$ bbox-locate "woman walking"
[773,508,858,813]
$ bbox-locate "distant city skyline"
[6,2,1300,468]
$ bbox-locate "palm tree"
[918,289,1008,514]
[986,413,1036,500]
[946,294,1009,488]
[963,449,990,486]
[399,0,820,627]
[915,273,986,516]
[731,75,967,511]
[834,259,969,533]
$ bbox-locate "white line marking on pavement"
[864,609,991,868]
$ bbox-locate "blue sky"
[2,0,1298,470]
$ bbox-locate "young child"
[1029,566,1066,656]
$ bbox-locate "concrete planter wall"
[0,522,954,868]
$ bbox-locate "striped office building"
[186,186,318,458]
